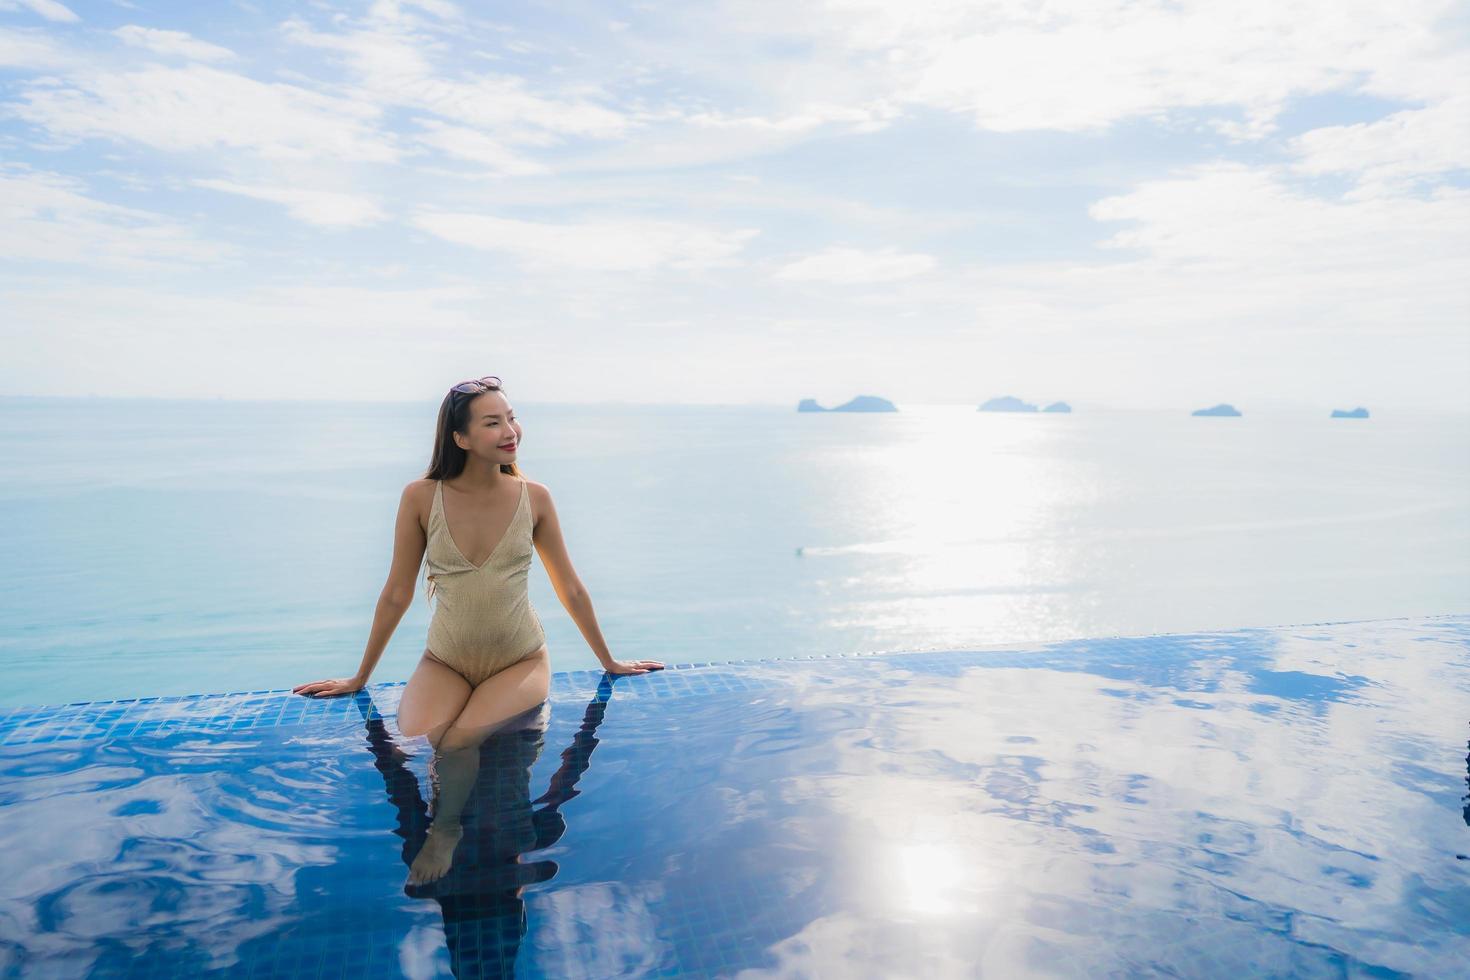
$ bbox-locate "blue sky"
[2,0,1467,409]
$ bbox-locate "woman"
[293,375,663,882]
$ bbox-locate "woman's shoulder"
[402,478,438,520]
[404,477,437,496]
[522,478,550,523]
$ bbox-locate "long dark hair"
[423,378,524,482]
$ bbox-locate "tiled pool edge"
[4,613,1467,747]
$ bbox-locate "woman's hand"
[292,676,365,698]
[602,659,664,675]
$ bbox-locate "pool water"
[1,616,1467,977]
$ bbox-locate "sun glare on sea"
[840,404,1100,642]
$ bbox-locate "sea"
[1,396,1466,710]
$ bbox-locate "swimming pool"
[2,615,1467,977]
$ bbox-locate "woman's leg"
[435,646,551,754]
[395,649,472,739]
[406,741,480,886]
[405,647,551,886]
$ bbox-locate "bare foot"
[408,822,464,886]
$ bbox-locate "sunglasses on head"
[450,375,502,394]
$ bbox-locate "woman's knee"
[399,714,442,740]
[396,651,470,738]
[433,725,489,754]
[450,660,547,733]
[424,718,455,751]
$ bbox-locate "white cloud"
[0,281,498,401]
[193,179,387,227]
[9,65,398,162]
[280,15,628,144]
[798,163,1467,340]
[368,0,464,26]
[700,0,1467,139]
[1289,95,1470,191]
[0,26,74,68]
[0,167,230,267]
[279,15,436,82]
[732,163,1468,407]
[685,103,896,134]
[0,0,78,23]
[113,26,237,63]
[412,211,760,271]
[912,164,1470,401]
[1087,163,1470,281]
[775,246,937,284]
[0,0,1466,408]
[411,120,551,175]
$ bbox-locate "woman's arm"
[528,482,663,675]
[294,482,428,696]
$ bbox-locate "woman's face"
[454,391,523,460]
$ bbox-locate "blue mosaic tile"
[2,615,1468,978]
[3,614,1464,748]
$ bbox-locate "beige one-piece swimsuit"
[422,476,546,685]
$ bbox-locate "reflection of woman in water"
[353,677,618,978]
[293,375,662,884]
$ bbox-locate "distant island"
[978,395,1038,412]
[1192,404,1242,417]
[1042,402,1071,413]
[1330,407,1370,418]
[797,395,898,412]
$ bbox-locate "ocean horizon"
[3,395,1466,710]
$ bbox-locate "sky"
[2,0,1468,410]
